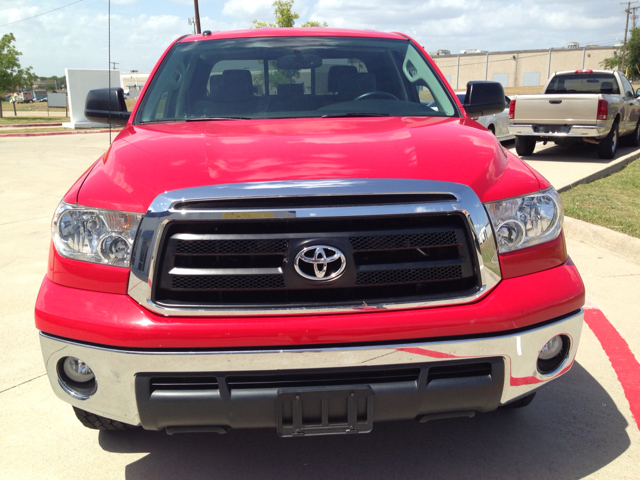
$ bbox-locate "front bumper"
[40,309,583,430]
[508,124,607,138]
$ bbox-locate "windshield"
[546,73,620,94]
[136,36,457,123]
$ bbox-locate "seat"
[208,75,223,97]
[336,72,377,100]
[327,65,358,93]
[215,69,254,101]
[600,81,614,94]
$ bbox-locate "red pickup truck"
[36,28,585,436]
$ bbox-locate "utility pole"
[632,6,640,28]
[621,2,638,71]
[188,17,196,34]
[109,61,119,70]
[193,0,201,34]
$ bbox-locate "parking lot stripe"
[584,307,640,430]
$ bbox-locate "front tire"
[515,136,536,156]
[597,122,618,159]
[73,407,138,430]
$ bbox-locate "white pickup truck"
[508,70,640,159]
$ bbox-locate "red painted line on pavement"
[0,129,121,138]
[584,307,640,430]
[0,123,62,128]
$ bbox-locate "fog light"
[537,335,569,374]
[57,357,97,399]
[63,357,95,383]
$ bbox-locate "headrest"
[217,69,254,100]
[600,81,614,93]
[328,65,358,93]
[277,83,304,96]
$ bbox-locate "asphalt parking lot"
[1,133,639,479]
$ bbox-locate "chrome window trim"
[128,179,501,316]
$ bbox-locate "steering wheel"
[354,91,399,101]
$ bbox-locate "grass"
[0,116,69,125]
[561,159,640,239]
[1,101,66,113]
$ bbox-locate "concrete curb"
[564,216,640,266]
[0,129,121,138]
[0,123,62,128]
[557,148,640,192]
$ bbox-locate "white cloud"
[222,0,273,20]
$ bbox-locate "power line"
[0,0,83,28]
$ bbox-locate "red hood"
[76,117,543,213]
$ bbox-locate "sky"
[0,0,629,76]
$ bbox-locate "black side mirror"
[85,88,130,126]
[462,81,506,118]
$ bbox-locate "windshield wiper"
[186,116,252,121]
[320,112,390,118]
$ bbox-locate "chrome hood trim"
[128,179,501,316]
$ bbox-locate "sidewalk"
[508,141,640,192]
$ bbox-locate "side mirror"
[462,81,506,118]
[85,88,130,126]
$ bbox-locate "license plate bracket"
[276,386,373,437]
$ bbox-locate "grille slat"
[150,376,219,393]
[172,274,285,290]
[350,231,458,251]
[227,368,421,390]
[356,265,464,286]
[176,239,288,255]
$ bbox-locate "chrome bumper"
[40,310,583,426]
[508,124,607,137]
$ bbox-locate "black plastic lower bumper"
[135,358,505,435]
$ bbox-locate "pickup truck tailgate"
[514,94,599,125]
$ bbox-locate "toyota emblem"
[294,245,346,281]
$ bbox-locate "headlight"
[484,188,563,253]
[52,202,142,267]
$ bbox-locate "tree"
[251,1,328,91]
[601,27,640,79]
[252,1,328,29]
[0,33,35,116]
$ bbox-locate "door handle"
[549,100,562,104]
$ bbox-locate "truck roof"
[178,28,409,43]
[552,69,618,76]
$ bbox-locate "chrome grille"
[153,214,479,308]
[127,179,503,316]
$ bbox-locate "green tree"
[251,1,327,91]
[0,33,35,116]
[601,27,640,79]
[252,1,328,29]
